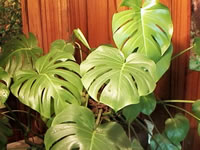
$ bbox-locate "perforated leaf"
[11,51,82,118]
[112,0,173,62]
[80,45,157,111]
[45,105,132,150]
[0,33,42,76]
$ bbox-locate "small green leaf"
[192,100,200,118]
[150,134,181,150]
[140,93,156,115]
[193,37,200,56]
[164,114,189,144]
[73,28,91,50]
[45,105,132,150]
[131,139,144,150]
[122,103,141,123]
[0,67,10,103]
[189,55,200,71]
[50,40,75,55]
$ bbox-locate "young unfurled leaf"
[164,114,189,144]
[73,28,91,50]
[45,105,132,150]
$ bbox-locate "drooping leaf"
[131,139,144,150]
[193,37,200,56]
[164,114,189,144]
[150,134,181,150]
[112,0,173,62]
[156,45,173,81]
[80,45,157,111]
[73,28,91,50]
[50,40,75,55]
[0,33,43,76]
[11,51,83,118]
[192,100,200,118]
[0,117,13,150]
[122,103,141,123]
[45,105,132,150]
[0,67,11,103]
[140,93,156,115]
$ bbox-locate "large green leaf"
[112,0,173,62]
[45,105,131,150]
[0,67,11,104]
[150,134,181,150]
[11,51,83,118]
[198,123,200,136]
[50,40,75,54]
[80,45,157,111]
[0,33,43,76]
[164,114,189,144]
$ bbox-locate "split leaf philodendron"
[1,0,200,150]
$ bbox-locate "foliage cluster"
[1,0,200,150]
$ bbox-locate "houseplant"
[1,0,200,149]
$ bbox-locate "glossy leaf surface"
[11,51,82,118]
[45,105,131,150]
[150,134,181,150]
[164,114,189,144]
[80,45,157,111]
[112,0,173,62]
[0,33,42,76]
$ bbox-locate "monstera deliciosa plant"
[1,0,200,149]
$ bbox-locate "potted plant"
[0,0,200,149]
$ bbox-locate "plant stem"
[147,116,160,135]
[75,42,83,63]
[171,45,193,60]
[163,104,173,119]
[129,124,140,142]
[95,108,103,127]
[165,104,200,121]
[158,100,195,104]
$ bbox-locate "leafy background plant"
[0,0,22,48]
